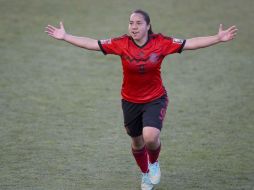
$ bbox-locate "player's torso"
[120,38,165,76]
[119,37,166,103]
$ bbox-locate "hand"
[217,24,238,42]
[45,21,66,40]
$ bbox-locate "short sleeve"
[161,35,186,56]
[98,35,127,56]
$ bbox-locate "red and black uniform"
[98,33,185,103]
[98,34,185,137]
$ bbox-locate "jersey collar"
[131,35,150,48]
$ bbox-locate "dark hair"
[132,9,153,34]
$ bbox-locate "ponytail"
[148,24,153,34]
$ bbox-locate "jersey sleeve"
[98,35,127,56]
[161,35,186,56]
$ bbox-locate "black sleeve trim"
[98,40,107,55]
[178,39,186,53]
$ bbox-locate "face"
[128,13,150,44]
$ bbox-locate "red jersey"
[98,33,185,103]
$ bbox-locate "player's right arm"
[45,21,100,51]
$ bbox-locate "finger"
[60,21,64,29]
[228,25,237,32]
[45,31,53,36]
[45,31,54,36]
[45,27,55,33]
[230,32,238,39]
[47,25,57,30]
[45,29,55,36]
[219,24,223,32]
[47,33,56,38]
[45,28,55,34]
[231,28,238,35]
[232,32,238,37]
[228,29,238,37]
[230,28,238,34]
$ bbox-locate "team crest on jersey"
[149,53,158,63]
[173,38,184,44]
[100,39,112,44]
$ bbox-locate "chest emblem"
[149,53,159,63]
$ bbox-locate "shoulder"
[112,34,130,42]
[99,34,129,46]
[150,33,173,41]
[100,34,129,44]
[108,35,130,47]
[150,33,185,45]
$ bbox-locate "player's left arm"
[183,24,238,51]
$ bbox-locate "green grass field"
[1,0,254,189]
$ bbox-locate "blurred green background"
[0,0,253,189]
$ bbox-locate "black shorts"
[121,94,169,137]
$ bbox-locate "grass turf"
[0,0,254,189]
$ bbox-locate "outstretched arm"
[45,22,100,51]
[183,24,238,51]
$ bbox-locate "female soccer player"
[45,9,237,190]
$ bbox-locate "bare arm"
[183,24,238,51]
[45,22,100,51]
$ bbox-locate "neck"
[134,34,149,47]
